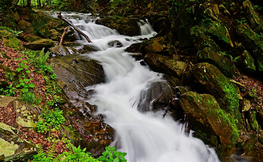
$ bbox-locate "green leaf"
[22,88,28,93]
[29,83,35,88]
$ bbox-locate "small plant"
[0,26,23,37]
[36,108,66,134]
[98,146,127,162]
[35,48,51,67]
[16,79,35,93]
[0,84,16,96]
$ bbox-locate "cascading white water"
[59,12,221,162]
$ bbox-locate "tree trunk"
[26,0,31,7]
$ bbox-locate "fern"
[35,48,50,67]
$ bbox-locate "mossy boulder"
[31,12,66,40]
[241,50,256,72]
[96,16,140,36]
[236,23,263,71]
[206,21,234,49]
[141,37,164,56]
[180,91,239,145]
[144,53,187,78]
[24,39,54,50]
[198,47,238,78]
[192,63,240,117]
[190,26,221,51]
[17,20,34,34]
[0,30,24,50]
[242,0,263,33]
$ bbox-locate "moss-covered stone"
[24,39,54,50]
[207,21,234,48]
[190,26,221,51]
[242,0,263,33]
[180,91,239,145]
[17,20,34,34]
[192,63,241,120]
[96,16,140,36]
[241,50,256,72]
[0,30,24,50]
[141,37,164,56]
[198,47,238,77]
[144,53,187,78]
[248,110,259,132]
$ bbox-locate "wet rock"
[144,53,187,78]
[108,40,123,48]
[192,63,240,118]
[24,39,54,50]
[198,47,238,78]
[49,45,71,56]
[96,16,140,36]
[74,44,100,54]
[125,43,141,53]
[141,37,164,56]
[180,91,239,145]
[138,81,175,112]
[50,55,105,97]
[0,122,36,161]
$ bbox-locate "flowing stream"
[58,12,221,162]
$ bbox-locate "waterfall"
[60,12,221,162]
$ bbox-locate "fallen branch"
[57,13,92,43]
[59,27,68,45]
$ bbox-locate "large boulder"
[137,81,175,112]
[24,39,54,50]
[17,20,34,34]
[236,23,263,71]
[180,91,239,145]
[197,47,238,78]
[242,0,263,33]
[144,53,187,78]
[141,37,164,56]
[191,63,241,122]
[96,16,140,36]
[50,55,105,97]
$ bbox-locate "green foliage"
[30,144,102,162]
[30,144,127,162]
[0,84,16,96]
[99,146,127,162]
[20,91,42,105]
[0,26,23,37]
[16,78,35,93]
[47,95,64,107]
[36,108,66,133]
[34,48,51,67]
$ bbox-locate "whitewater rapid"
[58,12,221,162]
